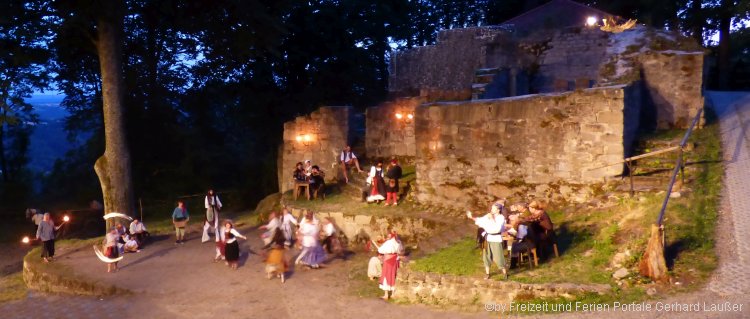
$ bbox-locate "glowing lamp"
[395,113,403,120]
[63,215,70,222]
[586,16,598,27]
[22,236,29,244]
[295,135,303,142]
[304,134,312,142]
[407,113,414,120]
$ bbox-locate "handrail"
[588,145,681,171]
[656,108,704,226]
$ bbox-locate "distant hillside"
[25,94,85,174]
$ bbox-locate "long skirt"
[300,245,326,266]
[265,248,287,274]
[368,256,382,278]
[367,178,385,202]
[41,240,55,258]
[379,253,399,291]
[225,241,240,262]
[105,245,119,259]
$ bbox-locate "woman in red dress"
[377,231,404,300]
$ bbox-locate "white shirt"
[474,213,505,243]
[225,228,243,243]
[340,151,357,162]
[323,223,335,237]
[265,217,280,231]
[300,216,319,226]
[130,221,147,234]
[300,222,320,247]
[205,195,222,209]
[378,238,403,255]
[366,166,381,184]
[281,213,298,227]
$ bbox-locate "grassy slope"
[411,119,723,303]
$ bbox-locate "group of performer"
[468,199,556,279]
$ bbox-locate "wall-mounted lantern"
[395,111,414,124]
[295,133,314,146]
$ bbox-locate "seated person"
[123,233,140,253]
[293,162,307,182]
[303,160,313,176]
[309,165,326,198]
[509,220,537,268]
[129,218,149,246]
[521,201,555,259]
[340,145,363,183]
[115,222,128,254]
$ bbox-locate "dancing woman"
[467,201,508,279]
[296,211,326,269]
[223,220,247,270]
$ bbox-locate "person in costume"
[308,165,326,199]
[172,201,189,244]
[377,231,404,300]
[366,160,386,203]
[203,189,222,243]
[260,211,280,246]
[296,211,325,269]
[264,229,287,283]
[222,220,247,270]
[339,145,363,183]
[384,158,403,206]
[129,218,149,247]
[279,208,298,247]
[467,201,508,280]
[35,213,63,263]
[104,227,120,273]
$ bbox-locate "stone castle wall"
[640,51,704,129]
[365,97,422,158]
[413,86,639,210]
[536,28,610,92]
[388,27,510,101]
[278,106,350,193]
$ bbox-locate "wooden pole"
[639,224,668,282]
[139,198,143,222]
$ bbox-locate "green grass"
[411,237,483,276]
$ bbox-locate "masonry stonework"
[365,97,422,158]
[278,106,350,193]
[413,86,638,210]
[639,52,704,129]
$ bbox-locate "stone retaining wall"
[278,106,350,193]
[23,247,129,296]
[283,205,444,245]
[413,86,639,209]
[394,268,611,306]
[640,51,704,129]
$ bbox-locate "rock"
[583,249,594,257]
[646,287,657,296]
[613,268,629,280]
[669,191,681,198]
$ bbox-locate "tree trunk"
[688,0,704,45]
[717,0,732,90]
[94,0,136,231]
